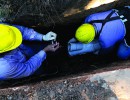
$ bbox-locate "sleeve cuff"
[37,50,47,60]
[36,33,44,41]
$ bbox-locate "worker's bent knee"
[117,43,130,60]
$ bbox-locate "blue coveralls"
[0,24,47,80]
[68,6,130,59]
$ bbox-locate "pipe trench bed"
[0,22,122,88]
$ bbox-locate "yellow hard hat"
[75,23,95,44]
[0,24,22,53]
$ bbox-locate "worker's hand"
[43,42,60,52]
[43,31,57,41]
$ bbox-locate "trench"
[0,19,123,89]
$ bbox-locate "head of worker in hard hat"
[0,24,22,53]
[75,23,95,44]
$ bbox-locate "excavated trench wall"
[0,0,130,27]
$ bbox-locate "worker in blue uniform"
[0,24,59,80]
[68,6,130,60]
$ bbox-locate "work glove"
[43,31,57,41]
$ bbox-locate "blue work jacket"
[85,9,126,49]
[0,25,46,80]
